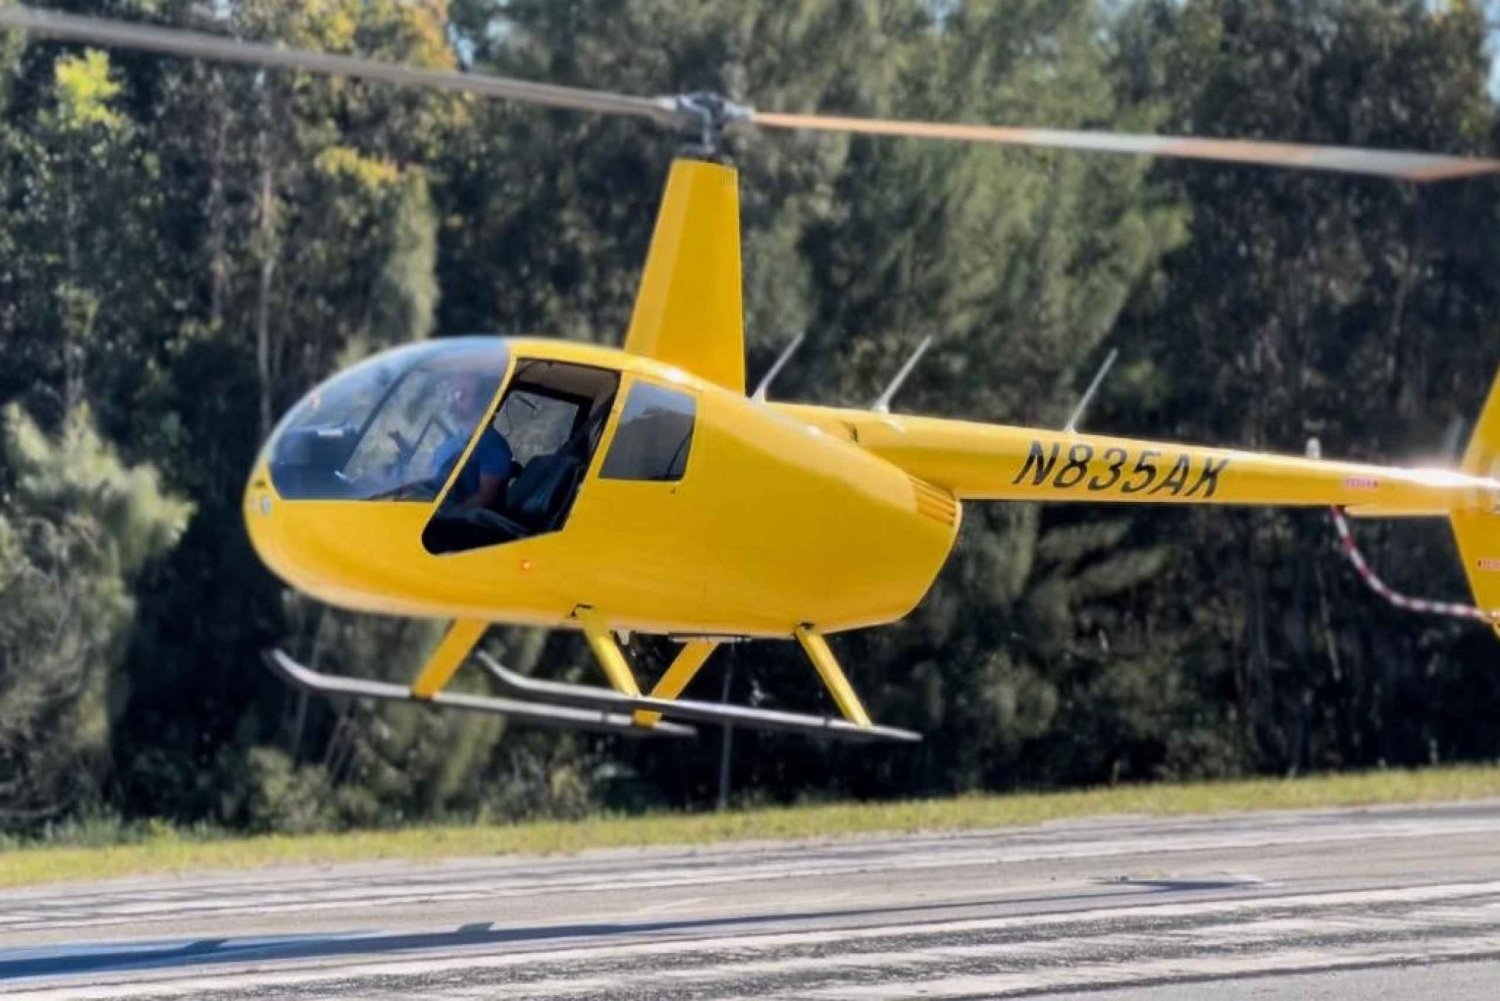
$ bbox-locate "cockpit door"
[421,359,620,554]
[563,375,705,619]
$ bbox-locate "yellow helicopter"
[7,5,1500,743]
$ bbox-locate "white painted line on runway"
[321,904,1500,1000]
[800,935,1500,999]
[10,812,1498,934]
[628,895,710,917]
[10,878,1500,1000]
[19,912,1500,1001]
[8,802,1493,913]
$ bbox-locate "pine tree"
[0,404,191,830]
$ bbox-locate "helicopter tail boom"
[781,402,1500,515]
[779,373,1500,629]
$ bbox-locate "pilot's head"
[445,370,490,424]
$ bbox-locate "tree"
[764,0,1188,794]
[1112,0,1500,773]
[0,44,165,432]
[4,0,1499,834]
[0,404,190,830]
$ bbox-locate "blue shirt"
[433,427,512,503]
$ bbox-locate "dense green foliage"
[0,403,190,826]
[1,0,1497,837]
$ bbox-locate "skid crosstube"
[476,651,921,743]
[264,649,696,738]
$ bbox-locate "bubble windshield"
[265,338,510,501]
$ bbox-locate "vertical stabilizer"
[1453,368,1500,630]
[623,159,745,392]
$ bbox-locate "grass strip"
[5,763,1500,889]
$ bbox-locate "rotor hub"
[666,92,752,159]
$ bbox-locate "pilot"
[431,370,513,510]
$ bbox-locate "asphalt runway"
[6,801,1500,999]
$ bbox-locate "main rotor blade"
[750,112,1500,182]
[0,5,681,127]
[6,5,1495,182]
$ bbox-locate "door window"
[599,382,696,482]
[494,389,580,466]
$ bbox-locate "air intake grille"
[910,476,958,527]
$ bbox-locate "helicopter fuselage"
[244,336,959,639]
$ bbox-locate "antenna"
[872,336,933,415]
[751,332,806,402]
[1440,415,1467,462]
[1064,347,1119,433]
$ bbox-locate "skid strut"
[537,609,920,742]
[634,639,718,727]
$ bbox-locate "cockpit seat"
[506,452,583,530]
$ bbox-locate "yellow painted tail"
[1452,368,1500,630]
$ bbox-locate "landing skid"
[476,651,920,743]
[265,614,920,743]
[265,649,696,738]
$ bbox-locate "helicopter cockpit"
[263,337,652,556]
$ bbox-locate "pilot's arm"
[467,471,504,511]
[458,431,514,511]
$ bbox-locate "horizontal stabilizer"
[264,650,695,737]
[477,652,920,743]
